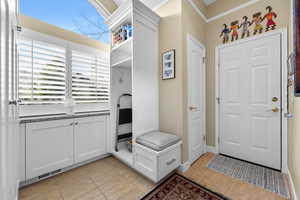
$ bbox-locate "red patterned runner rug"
[141,173,229,200]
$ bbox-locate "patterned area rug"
[207,155,289,198]
[141,173,228,200]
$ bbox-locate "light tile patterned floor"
[182,153,289,200]
[20,153,290,200]
[19,156,154,200]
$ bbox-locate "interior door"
[187,35,205,164]
[219,33,282,170]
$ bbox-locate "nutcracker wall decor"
[219,5,278,43]
[230,20,239,41]
[220,24,230,43]
[252,12,264,35]
[239,16,251,38]
[263,6,277,31]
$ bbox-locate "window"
[17,29,110,116]
[20,0,110,44]
[71,50,110,103]
[18,38,66,104]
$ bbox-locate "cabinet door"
[26,119,74,179]
[74,116,107,163]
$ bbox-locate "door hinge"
[218,137,220,144]
[203,135,206,141]
[202,57,206,64]
[216,97,220,104]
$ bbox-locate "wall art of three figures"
[220,6,277,44]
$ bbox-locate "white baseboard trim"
[20,154,111,187]
[178,161,191,172]
[287,168,299,200]
[206,145,218,154]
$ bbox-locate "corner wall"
[156,0,185,161]
[181,0,207,162]
[289,98,300,198]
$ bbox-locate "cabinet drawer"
[158,147,180,179]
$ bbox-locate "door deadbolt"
[272,97,279,102]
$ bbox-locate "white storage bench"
[134,131,182,183]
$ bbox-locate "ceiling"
[202,0,217,6]
[112,0,168,9]
[113,0,217,9]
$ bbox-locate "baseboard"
[287,168,299,200]
[20,153,111,187]
[206,145,218,154]
[178,161,190,172]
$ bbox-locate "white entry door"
[219,33,282,170]
[187,35,205,164]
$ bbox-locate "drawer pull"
[166,158,176,166]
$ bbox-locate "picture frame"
[162,50,175,80]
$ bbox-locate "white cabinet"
[23,115,109,181]
[108,0,160,168]
[74,116,107,163]
[26,119,74,179]
[134,142,182,183]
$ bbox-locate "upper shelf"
[106,0,160,31]
[111,57,132,68]
[111,37,132,55]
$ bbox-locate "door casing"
[215,29,288,172]
[187,33,206,165]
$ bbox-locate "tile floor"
[20,153,290,200]
[19,157,154,200]
[182,153,289,200]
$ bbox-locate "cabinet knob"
[69,122,74,126]
[75,122,79,125]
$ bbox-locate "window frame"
[17,28,110,117]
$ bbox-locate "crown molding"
[88,0,111,20]
[185,0,262,23]
[186,0,208,22]
[153,0,170,11]
[207,0,261,22]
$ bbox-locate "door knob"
[189,106,197,111]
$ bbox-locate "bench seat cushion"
[136,131,181,151]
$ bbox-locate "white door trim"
[215,29,288,172]
[187,33,206,165]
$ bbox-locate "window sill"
[19,110,111,124]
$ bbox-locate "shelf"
[113,143,133,167]
[111,37,132,55]
[111,57,132,68]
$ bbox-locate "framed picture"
[162,50,175,80]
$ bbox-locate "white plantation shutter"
[71,50,110,103]
[17,38,66,104]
